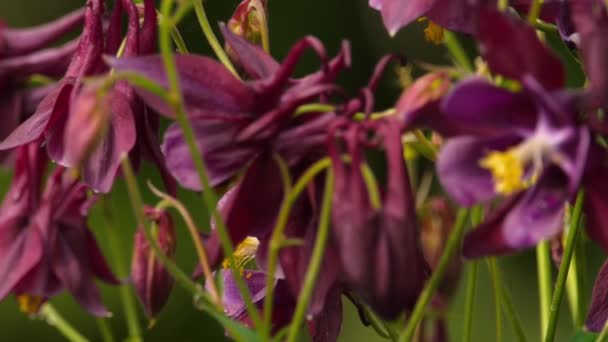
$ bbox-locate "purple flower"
[586,259,608,331]
[329,118,429,319]
[131,206,176,320]
[369,0,479,36]
[0,142,118,315]
[409,9,603,257]
[0,0,170,194]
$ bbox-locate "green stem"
[192,0,238,76]
[597,321,608,342]
[286,170,334,342]
[443,31,473,73]
[101,198,142,342]
[463,205,484,342]
[545,190,585,342]
[398,209,469,342]
[119,158,213,305]
[158,0,262,330]
[263,158,332,336]
[41,304,89,342]
[527,0,544,25]
[488,258,503,342]
[537,240,553,340]
[500,283,528,342]
[96,318,115,342]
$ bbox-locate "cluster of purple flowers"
[2,0,608,340]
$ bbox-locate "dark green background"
[0,1,602,341]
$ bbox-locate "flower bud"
[227,0,269,62]
[131,206,176,321]
[63,85,110,168]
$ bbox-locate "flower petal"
[586,259,608,332]
[220,24,279,79]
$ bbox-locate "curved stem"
[286,169,334,342]
[398,209,469,342]
[545,190,585,342]
[192,0,238,76]
[96,318,115,342]
[101,197,142,342]
[537,240,553,340]
[443,31,473,73]
[528,0,544,25]
[463,205,483,342]
[149,184,222,308]
[263,157,332,336]
[500,283,528,342]
[158,0,262,330]
[41,304,89,342]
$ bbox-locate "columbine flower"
[406,8,605,257]
[0,142,118,316]
[131,206,176,321]
[213,237,343,341]
[329,118,429,319]
[368,0,477,37]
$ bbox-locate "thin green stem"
[463,262,478,342]
[192,0,238,76]
[294,103,336,116]
[96,318,115,342]
[286,170,334,342]
[119,158,212,305]
[537,240,553,340]
[263,157,332,336]
[528,0,544,25]
[101,198,142,342]
[597,321,608,342]
[488,258,503,342]
[158,0,262,331]
[545,191,585,342]
[443,31,473,73]
[463,205,483,342]
[41,304,89,342]
[398,209,469,342]
[500,283,528,342]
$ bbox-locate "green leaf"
[571,330,599,342]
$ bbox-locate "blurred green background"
[0,1,604,341]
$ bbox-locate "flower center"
[222,237,260,273]
[419,18,444,45]
[479,137,550,195]
[17,294,44,315]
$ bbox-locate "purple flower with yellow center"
[0,142,118,316]
[405,8,607,257]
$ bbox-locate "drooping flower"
[0,142,118,315]
[405,8,604,257]
[131,206,176,321]
[329,118,429,319]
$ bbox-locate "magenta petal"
[109,54,256,117]
[220,269,270,318]
[380,0,436,35]
[0,229,43,300]
[437,136,517,206]
[477,8,564,89]
[0,84,72,151]
[426,0,474,33]
[52,235,109,317]
[586,260,608,332]
[220,24,279,79]
[310,287,342,342]
[82,91,137,193]
[583,164,608,254]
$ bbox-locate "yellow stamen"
[222,236,260,270]
[423,20,444,45]
[479,148,528,195]
[17,294,44,315]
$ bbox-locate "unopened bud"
[131,206,176,321]
[227,0,269,55]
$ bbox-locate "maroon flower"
[0,143,118,315]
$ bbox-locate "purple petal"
[109,54,256,118]
[220,24,279,79]
[437,78,537,137]
[220,269,271,318]
[0,83,72,151]
[583,163,608,254]
[437,136,518,206]
[477,8,564,89]
[426,0,475,33]
[0,228,43,300]
[82,91,137,193]
[379,0,436,35]
[310,287,342,342]
[586,259,608,332]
